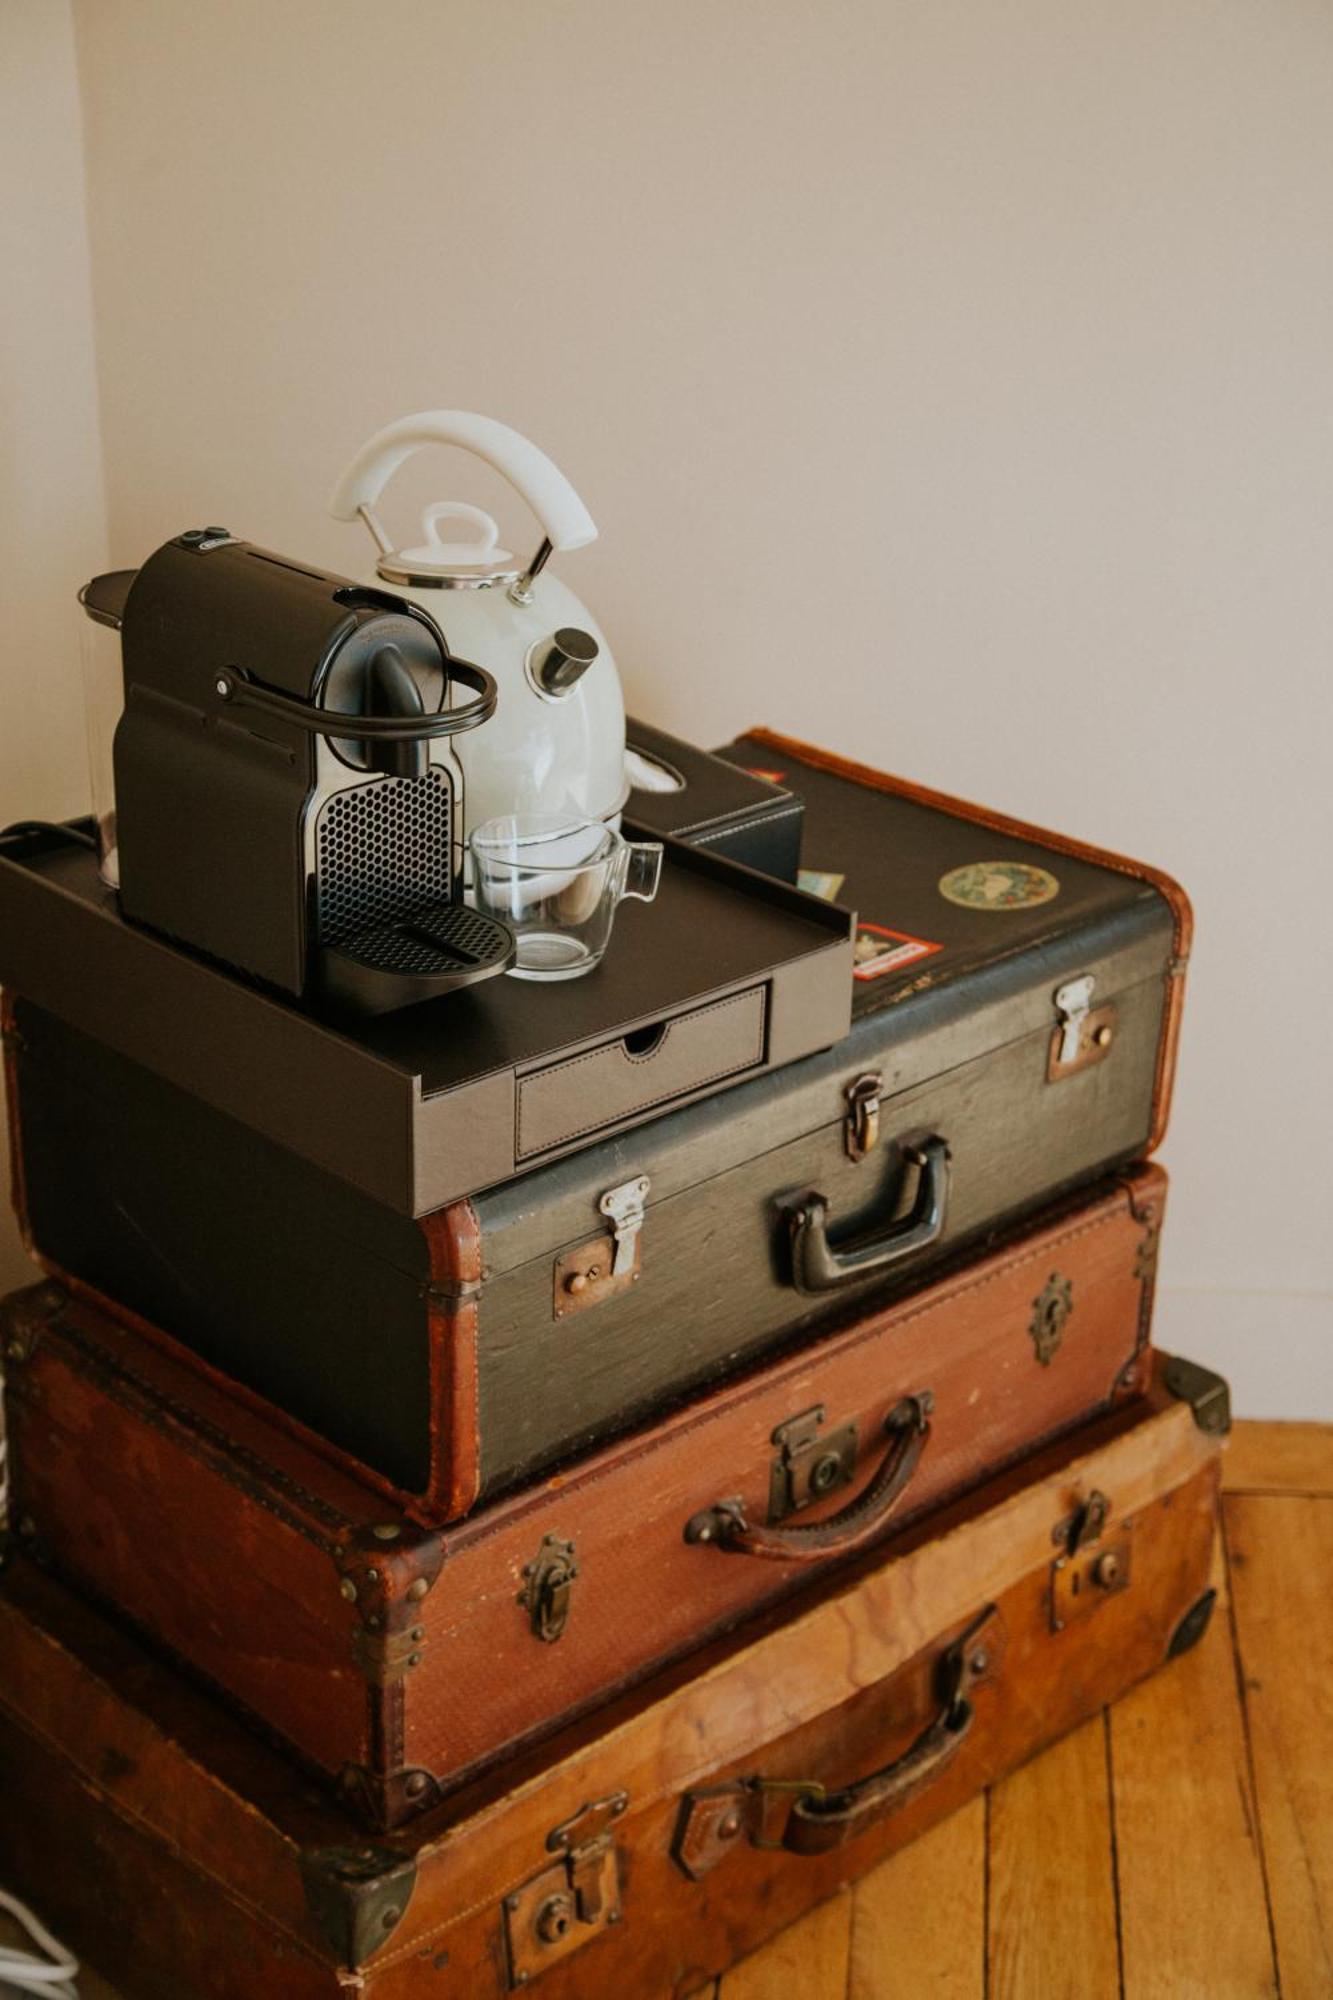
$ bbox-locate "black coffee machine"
[85,529,515,1013]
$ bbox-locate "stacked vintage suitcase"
[0,724,1226,1999]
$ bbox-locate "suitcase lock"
[553,1175,650,1319]
[517,1534,579,1643]
[503,1791,628,1987]
[1050,1488,1133,1631]
[769,1405,860,1521]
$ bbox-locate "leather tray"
[0,819,852,1215]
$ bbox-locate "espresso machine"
[81,529,515,1013]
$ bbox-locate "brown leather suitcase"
[2,727,1191,1528]
[3,1164,1166,1830]
[0,1361,1225,1999]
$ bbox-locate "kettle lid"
[378,502,519,590]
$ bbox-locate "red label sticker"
[852,923,943,982]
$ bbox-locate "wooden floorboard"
[1225,1421,1333,1497]
[1107,1538,1279,1998]
[720,1423,1326,2000]
[1225,1493,1333,1999]
[987,1713,1121,1999]
[716,1889,852,1999]
[847,1795,986,1999]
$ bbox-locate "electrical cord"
[0,1886,79,1998]
[0,821,98,853]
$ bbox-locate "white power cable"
[0,1886,80,1998]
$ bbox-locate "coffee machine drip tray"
[321,904,516,1015]
[0,823,853,1217]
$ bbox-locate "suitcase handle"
[683,1392,931,1562]
[674,1607,998,1875]
[785,1136,951,1295]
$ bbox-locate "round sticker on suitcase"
[938,860,1060,910]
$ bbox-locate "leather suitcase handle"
[673,1607,999,1877]
[684,1393,931,1563]
[785,1136,951,1295]
[783,1688,974,1853]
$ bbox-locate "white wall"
[0,0,107,1294]
[6,0,1331,1405]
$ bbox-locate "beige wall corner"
[0,0,107,1291]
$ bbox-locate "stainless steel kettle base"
[319,902,515,1014]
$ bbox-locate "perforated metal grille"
[342,907,512,975]
[316,770,453,945]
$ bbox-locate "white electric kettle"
[329,411,628,839]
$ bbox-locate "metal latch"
[1048,974,1117,1080]
[553,1174,649,1318]
[1050,1489,1132,1631]
[1054,976,1095,1065]
[503,1792,628,1987]
[1055,1488,1110,1555]
[768,1405,859,1522]
[844,1073,882,1162]
[599,1175,650,1276]
[517,1534,578,1643]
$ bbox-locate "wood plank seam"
[980,1797,989,2000]
[1101,1706,1128,2000]
[1221,1507,1285,1997]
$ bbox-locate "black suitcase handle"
[683,1393,931,1562]
[784,1136,951,1295]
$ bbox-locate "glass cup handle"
[619,840,663,905]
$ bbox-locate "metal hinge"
[425,1272,484,1305]
[503,1792,628,1987]
[843,1073,882,1162]
[350,1621,428,1684]
[553,1174,649,1318]
[1048,974,1116,1081]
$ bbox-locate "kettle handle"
[329,411,598,553]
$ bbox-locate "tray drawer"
[515,983,768,1159]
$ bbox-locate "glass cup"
[470,814,663,980]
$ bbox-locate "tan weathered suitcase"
[0,1357,1225,1999]
[3,1165,1166,1828]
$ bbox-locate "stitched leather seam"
[679,802,805,842]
